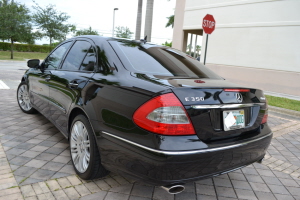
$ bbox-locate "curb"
[268,105,300,118]
[265,91,300,101]
[0,59,27,62]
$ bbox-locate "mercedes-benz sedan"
[17,36,272,194]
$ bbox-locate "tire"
[17,82,37,114]
[70,114,109,180]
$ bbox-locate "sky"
[20,0,176,45]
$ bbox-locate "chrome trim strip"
[191,103,265,109]
[102,131,273,155]
[48,100,66,113]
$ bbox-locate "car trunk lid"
[170,79,267,141]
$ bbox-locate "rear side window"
[61,41,91,71]
[110,40,222,79]
[80,47,96,71]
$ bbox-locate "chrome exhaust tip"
[161,185,185,194]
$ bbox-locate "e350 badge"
[185,97,204,101]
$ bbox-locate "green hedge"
[0,42,55,53]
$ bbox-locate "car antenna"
[140,36,147,44]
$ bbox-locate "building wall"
[172,0,186,51]
[207,63,300,97]
[172,0,300,97]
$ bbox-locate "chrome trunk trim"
[191,103,265,109]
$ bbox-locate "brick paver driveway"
[0,62,300,200]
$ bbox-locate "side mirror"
[27,59,40,68]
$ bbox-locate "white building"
[172,0,300,98]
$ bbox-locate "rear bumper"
[98,131,272,186]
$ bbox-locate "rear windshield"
[109,40,222,79]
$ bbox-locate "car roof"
[69,35,163,48]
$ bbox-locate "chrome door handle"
[69,81,79,89]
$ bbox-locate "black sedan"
[17,36,272,194]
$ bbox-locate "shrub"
[0,42,10,51]
[0,42,54,53]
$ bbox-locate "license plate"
[223,110,245,131]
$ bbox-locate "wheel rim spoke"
[83,152,89,169]
[85,151,90,163]
[73,153,80,170]
[83,140,90,148]
[70,120,91,173]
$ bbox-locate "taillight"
[133,93,196,135]
[224,89,250,92]
[261,98,268,124]
[261,113,268,124]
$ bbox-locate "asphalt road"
[0,60,27,90]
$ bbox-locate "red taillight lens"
[261,113,268,124]
[133,93,196,135]
[224,89,250,92]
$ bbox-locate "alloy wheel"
[17,84,32,111]
[70,121,91,173]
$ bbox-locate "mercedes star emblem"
[236,93,243,103]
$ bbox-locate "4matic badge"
[185,97,204,102]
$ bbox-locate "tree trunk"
[50,37,52,46]
[144,0,154,42]
[10,39,13,59]
[135,0,143,40]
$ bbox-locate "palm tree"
[186,44,193,53]
[115,26,133,39]
[135,0,143,40]
[196,45,201,57]
[165,15,174,28]
[144,0,154,42]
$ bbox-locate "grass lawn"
[0,51,48,61]
[266,95,300,112]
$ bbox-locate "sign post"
[202,14,216,65]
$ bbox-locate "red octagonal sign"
[202,14,216,34]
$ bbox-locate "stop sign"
[202,14,216,34]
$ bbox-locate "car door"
[28,41,72,118]
[48,39,96,134]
